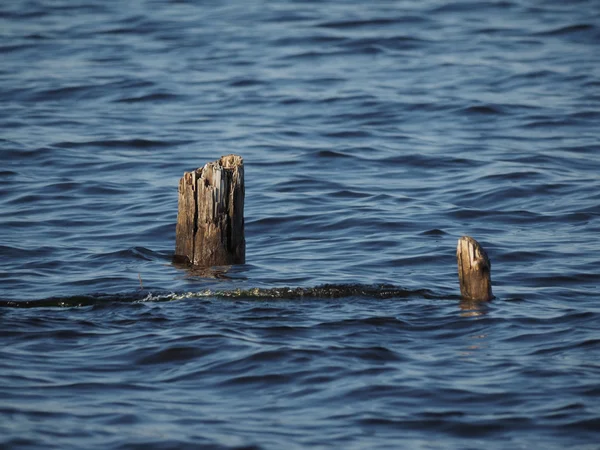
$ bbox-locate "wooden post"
[174,155,245,267]
[457,236,492,301]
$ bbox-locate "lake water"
[1,0,600,448]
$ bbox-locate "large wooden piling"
[457,236,492,301]
[174,155,245,267]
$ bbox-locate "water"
[1,0,600,448]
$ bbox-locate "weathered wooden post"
[174,155,245,267]
[457,236,492,301]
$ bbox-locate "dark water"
[2,0,600,448]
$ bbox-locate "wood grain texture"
[457,236,493,301]
[174,170,197,264]
[174,155,245,267]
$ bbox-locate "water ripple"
[1,0,600,448]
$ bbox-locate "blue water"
[1,0,600,448]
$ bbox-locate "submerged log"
[457,236,492,301]
[174,155,245,267]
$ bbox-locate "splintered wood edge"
[457,236,493,301]
[173,170,198,265]
[462,236,490,270]
[220,154,243,169]
[175,154,245,267]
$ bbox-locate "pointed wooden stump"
[457,236,492,301]
[174,155,245,267]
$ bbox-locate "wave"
[0,284,441,308]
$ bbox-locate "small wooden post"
[457,236,492,301]
[174,155,245,267]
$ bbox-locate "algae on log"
[457,236,493,301]
[174,155,245,267]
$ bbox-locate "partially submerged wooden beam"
[174,155,245,267]
[457,236,492,301]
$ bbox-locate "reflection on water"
[174,262,237,280]
[459,333,489,359]
[459,298,490,317]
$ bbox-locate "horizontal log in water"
[174,155,245,267]
[457,236,492,301]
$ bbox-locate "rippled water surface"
[1,0,600,448]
